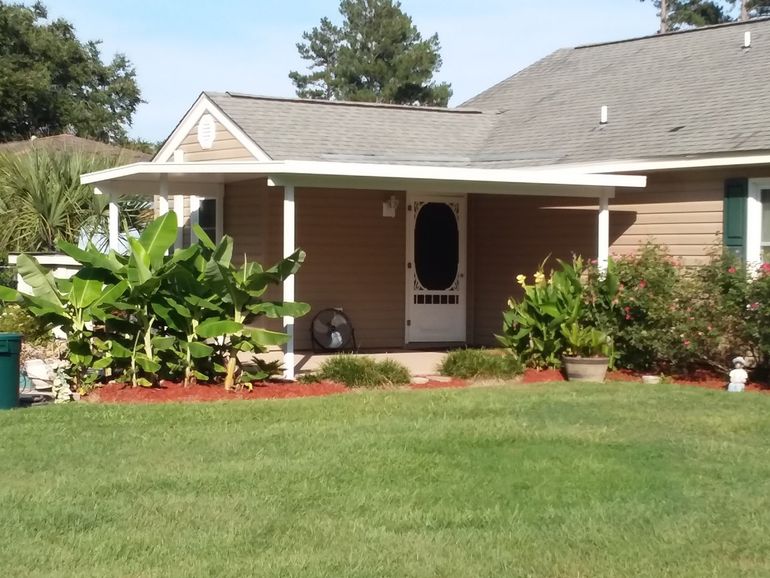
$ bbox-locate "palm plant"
[0,150,150,254]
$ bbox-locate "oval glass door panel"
[414,202,459,290]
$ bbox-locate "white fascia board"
[81,160,646,190]
[8,253,79,266]
[543,153,770,175]
[153,94,272,163]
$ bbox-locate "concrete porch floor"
[258,349,449,377]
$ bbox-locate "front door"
[406,194,467,343]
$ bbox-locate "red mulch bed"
[85,368,770,404]
[87,377,472,404]
[522,367,769,392]
[88,380,349,404]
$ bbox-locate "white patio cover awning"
[81,160,646,198]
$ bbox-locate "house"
[81,18,770,378]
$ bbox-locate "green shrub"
[439,348,522,379]
[743,262,770,372]
[583,243,752,373]
[498,257,618,369]
[316,355,411,388]
[497,259,583,368]
[0,303,50,344]
[560,322,611,358]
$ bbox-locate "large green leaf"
[57,240,124,274]
[243,327,289,347]
[184,341,214,358]
[211,235,234,269]
[151,336,176,351]
[164,296,191,318]
[151,301,183,332]
[266,250,306,279]
[247,301,311,319]
[16,254,62,306]
[135,354,161,374]
[91,280,129,309]
[0,285,19,302]
[196,319,243,338]
[109,340,133,358]
[127,237,152,286]
[192,223,216,251]
[138,211,178,262]
[70,268,106,309]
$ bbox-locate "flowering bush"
[581,244,751,373]
[743,262,770,374]
[502,242,768,374]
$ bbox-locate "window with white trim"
[761,189,770,262]
[198,198,218,242]
[190,194,223,245]
[747,179,770,264]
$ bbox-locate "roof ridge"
[211,91,486,114]
[576,16,770,50]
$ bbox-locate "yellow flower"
[534,271,546,286]
[516,274,526,286]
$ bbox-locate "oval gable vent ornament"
[197,114,217,150]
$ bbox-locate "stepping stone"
[424,375,452,383]
[411,377,429,385]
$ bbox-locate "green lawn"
[2,382,770,578]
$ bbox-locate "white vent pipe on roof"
[600,105,609,125]
[744,31,751,48]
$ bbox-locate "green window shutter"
[724,178,748,259]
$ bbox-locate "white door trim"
[405,192,467,344]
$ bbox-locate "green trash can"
[0,333,22,409]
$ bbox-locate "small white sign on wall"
[197,114,217,150]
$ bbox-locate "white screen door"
[406,194,467,343]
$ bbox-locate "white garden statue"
[727,356,748,393]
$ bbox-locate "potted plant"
[560,322,611,382]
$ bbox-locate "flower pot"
[562,356,609,382]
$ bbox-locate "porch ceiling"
[82,160,646,198]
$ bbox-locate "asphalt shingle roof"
[207,92,494,167]
[206,18,770,168]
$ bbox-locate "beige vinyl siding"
[177,120,255,162]
[611,171,724,263]
[469,194,598,346]
[224,180,406,350]
[468,167,770,345]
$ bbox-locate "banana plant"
[196,225,310,389]
[56,211,180,387]
[0,254,128,388]
[1,211,310,390]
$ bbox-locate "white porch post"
[189,195,201,241]
[598,192,610,273]
[283,184,296,381]
[158,175,169,215]
[173,195,185,249]
[102,187,120,251]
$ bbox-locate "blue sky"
[42,0,662,141]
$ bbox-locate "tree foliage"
[289,0,452,106]
[640,0,770,32]
[0,150,151,254]
[0,1,142,142]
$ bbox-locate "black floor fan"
[310,308,357,353]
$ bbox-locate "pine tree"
[640,0,770,31]
[289,0,452,106]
